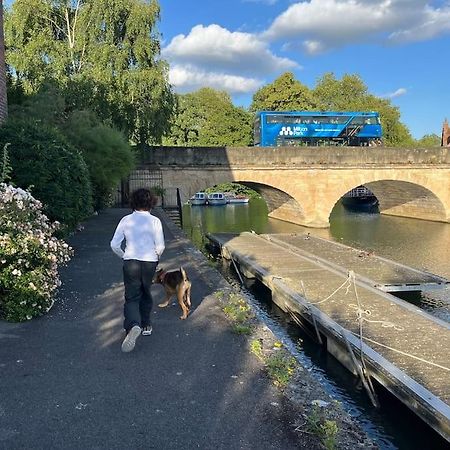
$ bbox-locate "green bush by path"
[62,110,135,210]
[8,85,135,211]
[0,119,93,231]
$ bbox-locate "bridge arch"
[326,179,448,225]
[237,181,306,224]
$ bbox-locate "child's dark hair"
[130,188,158,211]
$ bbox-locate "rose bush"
[0,183,73,322]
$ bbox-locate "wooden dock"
[261,233,449,292]
[207,232,450,442]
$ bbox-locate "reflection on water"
[183,199,450,321]
[182,199,450,449]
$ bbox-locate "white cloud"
[162,24,299,94]
[382,88,408,99]
[389,5,450,43]
[163,24,298,77]
[169,64,263,94]
[263,0,450,53]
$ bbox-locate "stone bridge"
[140,146,450,228]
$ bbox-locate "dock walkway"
[261,233,449,292]
[207,232,450,442]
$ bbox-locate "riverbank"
[0,208,375,449]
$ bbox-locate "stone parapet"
[141,146,450,167]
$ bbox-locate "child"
[110,188,165,352]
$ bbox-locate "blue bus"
[254,111,382,147]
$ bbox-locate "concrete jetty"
[207,232,450,442]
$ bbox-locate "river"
[181,198,450,449]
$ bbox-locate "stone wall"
[136,146,450,228]
[141,146,450,167]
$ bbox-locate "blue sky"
[158,0,450,139]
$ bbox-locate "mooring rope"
[283,270,450,374]
[348,332,450,372]
[348,304,405,331]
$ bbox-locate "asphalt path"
[0,208,301,449]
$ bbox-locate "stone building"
[442,119,450,147]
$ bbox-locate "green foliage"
[0,144,12,183]
[250,71,415,147]
[313,72,368,110]
[415,133,441,147]
[265,351,297,388]
[222,293,254,334]
[250,339,264,360]
[307,405,339,450]
[205,182,260,199]
[250,72,317,113]
[250,338,297,387]
[8,84,135,210]
[0,118,93,231]
[164,88,253,146]
[0,184,72,322]
[62,110,135,210]
[5,0,175,144]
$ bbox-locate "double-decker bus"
[254,111,382,147]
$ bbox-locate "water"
[184,198,450,322]
[181,199,450,449]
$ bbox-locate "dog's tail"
[180,266,189,282]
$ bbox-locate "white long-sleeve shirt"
[110,211,165,261]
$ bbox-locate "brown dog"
[153,267,192,320]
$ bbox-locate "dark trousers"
[123,259,158,332]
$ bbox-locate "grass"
[306,405,339,450]
[250,339,297,388]
[221,293,254,335]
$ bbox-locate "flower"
[0,183,72,322]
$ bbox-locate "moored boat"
[189,192,207,206]
[342,186,379,211]
[206,192,227,206]
[225,194,250,204]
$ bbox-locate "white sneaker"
[121,325,141,352]
[142,325,153,336]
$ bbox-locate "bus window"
[266,115,283,124]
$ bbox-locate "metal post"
[176,188,183,227]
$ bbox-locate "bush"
[62,110,135,210]
[0,118,93,231]
[0,184,72,322]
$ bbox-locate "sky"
[157,0,450,139]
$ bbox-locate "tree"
[0,117,93,229]
[5,0,175,143]
[415,133,441,147]
[311,73,413,146]
[0,0,7,122]
[250,72,317,112]
[313,73,368,111]
[164,88,253,146]
[9,84,135,209]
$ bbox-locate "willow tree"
[5,0,175,143]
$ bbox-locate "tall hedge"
[0,119,93,230]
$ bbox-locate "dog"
[153,267,192,320]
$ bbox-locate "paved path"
[0,209,301,450]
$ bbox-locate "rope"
[272,270,447,374]
[309,276,352,305]
[349,332,450,372]
[348,304,405,331]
